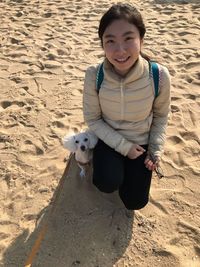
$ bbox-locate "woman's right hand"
[127,144,146,159]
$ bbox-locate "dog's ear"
[87,132,98,149]
[62,135,77,152]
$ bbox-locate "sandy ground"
[0,0,200,266]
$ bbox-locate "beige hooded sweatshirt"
[83,55,171,158]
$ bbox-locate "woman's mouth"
[115,56,130,63]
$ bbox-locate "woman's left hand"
[144,154,159,171]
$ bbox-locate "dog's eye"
[75,140,79,144]
[84,138,88,142]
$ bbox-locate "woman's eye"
[75,140,79,143]
[106,39,114,44]
[84,138,88,142]
[125,36,133,41]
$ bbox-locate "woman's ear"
[62,135,77,152]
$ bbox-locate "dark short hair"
[98,3,146,46]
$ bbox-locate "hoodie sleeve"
[83,65,133,156]
[148,65,171,158]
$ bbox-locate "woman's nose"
[115,43,126,53]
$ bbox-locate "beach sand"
[0,0,199,266]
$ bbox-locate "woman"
[83,3,171,210]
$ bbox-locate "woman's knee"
[93,177,120,193]
[122,197,149,210]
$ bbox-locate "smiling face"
[102,19,143,76]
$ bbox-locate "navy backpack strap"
[149,61,160,98]
[96,63,104,93]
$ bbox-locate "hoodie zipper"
[120,79,124,121]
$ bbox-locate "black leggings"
[93,140,152,210]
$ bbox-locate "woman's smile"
[102,19,143,76]
[115,56,130,63]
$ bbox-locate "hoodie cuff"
[116,140,133,156]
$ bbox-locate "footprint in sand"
[1,100,26,109]
[152,248,180,267]
[20,139,44,156]
[166,220,200,266]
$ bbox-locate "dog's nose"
[80,145,86,151]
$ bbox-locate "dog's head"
[63,130,98,153]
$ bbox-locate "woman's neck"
[111,58,139,78]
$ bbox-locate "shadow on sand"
[2,155,134,267]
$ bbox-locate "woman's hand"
[127,144,146,159]
[144,154,159,171]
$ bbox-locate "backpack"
[96,61,160,98]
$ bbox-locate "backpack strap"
[149,61,160,98]
[96,63,104,93]
[96,61,160,97]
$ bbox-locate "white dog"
[62,130,98,178]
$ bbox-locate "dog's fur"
[62,130,98,178]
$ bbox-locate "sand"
[0,0,199,266]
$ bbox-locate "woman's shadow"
[2,156,134,267]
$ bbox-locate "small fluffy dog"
[63,130,98,178]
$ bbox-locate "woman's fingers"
[136,145,146,152]
[127,144,146,159]
[144,157,150,164]
[145,156,157,171]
